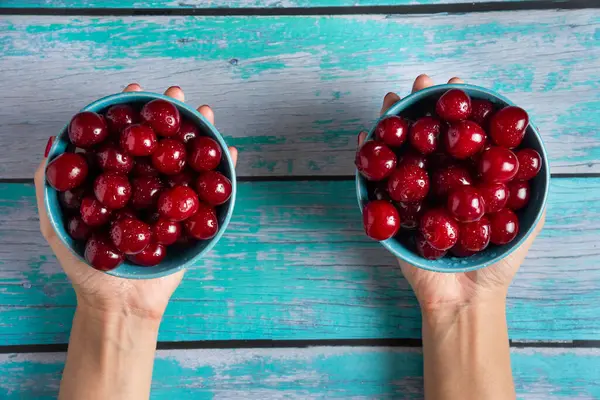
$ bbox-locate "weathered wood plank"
[1,11,599,179]
[0,178,598,344]
[1,347,599,399]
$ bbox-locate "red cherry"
[166,169,195,188]
[80,196,112,227]
[375,116,409,147]
[112,207,136,223]
[387,164,429,202]
[397,201,424,230]
[362,200,400,241]
[157,186,199,222]
[105,104,138,134]
[506,180,530,210]
[131,176,164,209]
[109,218,152,254]
[59,186,87,210]
[478,147,519,183]
[188,137,222,172]
[184,203,219,240]
[151,139,187,175]
[416,232,447,260]
[420,209,459,251]
[515,149,542,181]
[140,99,181,137]
[430,164,472,197]
[132,157,159,177]
[477,182,508,214]
[470,99,495,127]
[67,215,93,241]
[398,150,428,170]
[96,143,133,174]
[355,141,397,181]
[447,186,485,223]
[127,242,167,266]
[428,151,454,171]
[489,209,519,245]
[68,112,108,148]
[152,218,182,245]
[458,216,491,252]
[94,173,131,210]
[195,171,233,206]
[409,117,441,154]
[178,119,200,144]
[120,124,157,156]
[443,120,486,159]
[46,153,89,192]
[85,233,124,271]
[450,242,476,258]
[489,106,528,148]
[435,89,471,122]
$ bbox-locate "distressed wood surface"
[0,178,599,344]
[1,11,599,179]
[1,347,599,399]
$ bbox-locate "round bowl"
[45,92,237,279]
[356,83,549,273]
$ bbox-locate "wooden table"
[1,1,599,398]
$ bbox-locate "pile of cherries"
[45,99,232,271]
[356,89,542,260]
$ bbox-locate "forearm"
[421,300,515,400]
[59,305,161,400]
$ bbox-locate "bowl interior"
[356,84,549,272]
[45,92,236,279]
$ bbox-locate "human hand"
[358,75,545,315]
[34,84,238,321]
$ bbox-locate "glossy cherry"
[387,164,429,202]
[458,216,491,252]
[419,208,459,251]
[449,242,476,258]
[152,218,182,245]
[195,171,233,206]
[109,217,152,254]
[166,169,195,188]
[506,180,530,210]
[131,176,164,209]
[355,141,397,181]
[415,232,447,260]
[447,186,485,223]
[120,124,157,156]
[127,242,167,266]
[478,147,519,183]
[132,157,159,177]
[489,106,528,148]
[68,112,108,148]
[140,99,181,137]
[409,116,441,154]
[375,116,409,147]
[430,164,472,197]
[94,173,131,209]
[188,137,222,172]
[397,201,424,230]
[46,153,89,192]
[67,215,93,241]
[59,186,87,210]
[362,200,400,241]
[84,233,124,271]
[443,120,486,159]
[151,139,187,175]
[470,99,495,127]
[489,209,519,245]
[184,203,219,240]
[515,149,541,181]
[157,186,199,222]
[96,143,133,174]
[105,104,138,134]
[178,119,200,144]
[80,196,112,227]
[477,182,508,214]
[398,150,428,170]
[435,89,471,122]
[112,207,137,223]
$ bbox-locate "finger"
[357,131,368,149]
[412,74,434,93]
[448,77,464,84]
[198,105,215,126]
[380,92,401,116]
[228,146,238,168]
[123,83,142,92]
[34,152,54,241]
[164,86,185,102]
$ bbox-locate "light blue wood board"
[1,347,599,399]
[0,178,599,344]
[1,11,599,178]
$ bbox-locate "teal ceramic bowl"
[356,84,549,273]
[45,92,237,279]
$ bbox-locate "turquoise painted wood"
[1,347,598,399]
[0,178,599,344]
[1,12,599,178]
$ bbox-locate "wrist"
[422,297,507,333]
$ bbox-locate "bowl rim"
[355,83,550,273]
[44,91,237,279]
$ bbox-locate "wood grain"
[0,178,599,345]
[1,347,599,399]
[1,11,599,179]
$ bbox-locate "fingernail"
[172,86,181,90]
[44,137,54,158]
